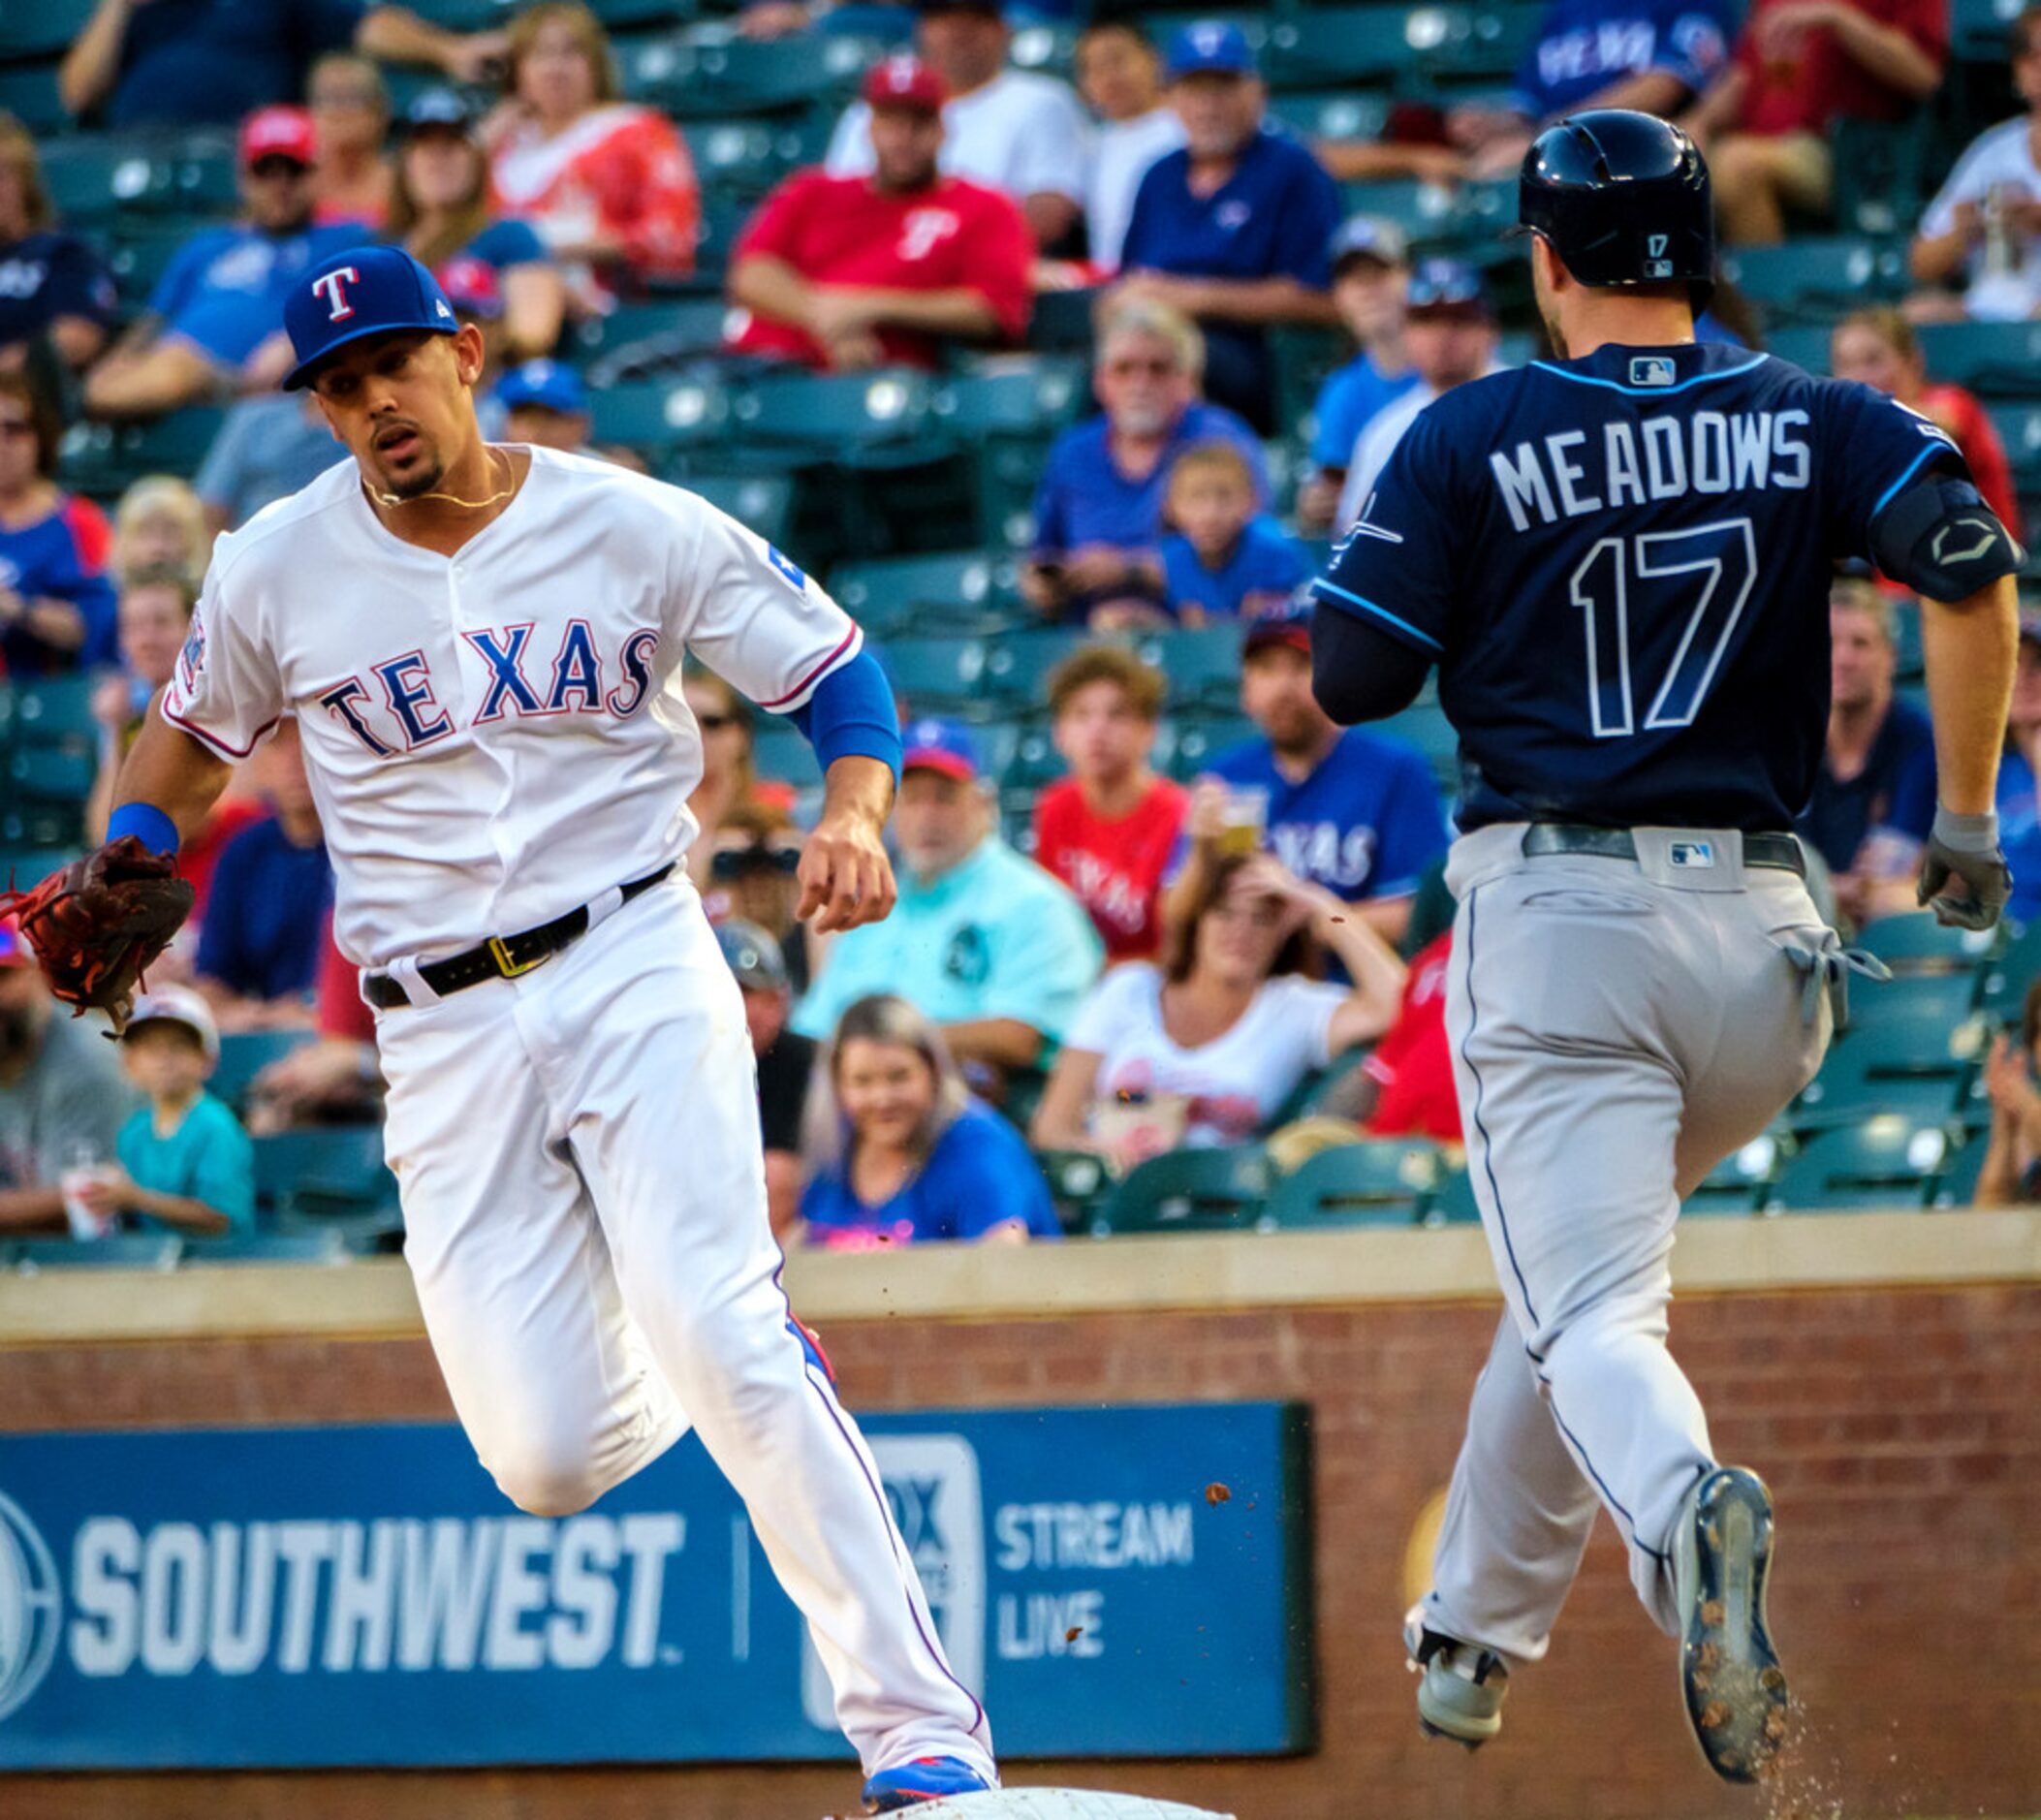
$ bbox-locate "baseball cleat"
[863,1756,998,1812]
[1675,1466,1789,1784]
[1405,1606,1508,1749]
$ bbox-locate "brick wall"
[4,1281,2036,1820]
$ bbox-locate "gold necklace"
[364,446,518,512]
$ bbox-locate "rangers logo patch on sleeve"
[766,545,807,594]
[176,609,207,692]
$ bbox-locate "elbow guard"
[1870,475,2024,602]
[788,645,901,779]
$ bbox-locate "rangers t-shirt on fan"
[1032,774,1188,962]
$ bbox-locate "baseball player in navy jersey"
[1308,113,2019,1782]
[97,247,995,1814]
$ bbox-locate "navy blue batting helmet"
[1519,110,1713,309]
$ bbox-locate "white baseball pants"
[371,873,993,1777]
[1422,824,1833,1665]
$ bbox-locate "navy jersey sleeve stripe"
[1869,442,1952,521]
[1311,578,1446,652]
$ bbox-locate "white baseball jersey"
[162,448,861,969]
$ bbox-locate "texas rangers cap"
[1242,591,1313,656]
[239,105,317,169]
[863,55,946,115]
[1405,256,1493,317]
[900,717,981,781]
[1330,214,1408,273]
[282,245,460,392]
[123,984,221,1062]
[1166,21,1257,80]
[404,87,474,135]
[716,919,792,995]
[0,916,31,969]
[496,359,587,417]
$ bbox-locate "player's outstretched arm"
[112,695,237,848]
[1915,573,2019,928]
[797,755,898,935]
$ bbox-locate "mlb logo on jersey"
[1629,355,1677,388]
[1670,840,1716,869]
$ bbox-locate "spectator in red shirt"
[1031,644,1187,964]
[727,56,1033,374]
[1830,306,2023,542]
[1683,0,1947,244]
[1352,930,1460,1144]
[308,51,393,229]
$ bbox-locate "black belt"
[1522,824,1806,877]
[364,865,674,1009]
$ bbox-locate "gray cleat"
[1404,1606,1508,1749]
[1674,1466,1790,1783]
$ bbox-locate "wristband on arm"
[788,644,902,779]
[106,801,180,856]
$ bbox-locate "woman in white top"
[1031,851,1406,1171]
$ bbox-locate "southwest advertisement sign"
[0,1402,1312,1769]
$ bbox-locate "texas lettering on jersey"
[315,624,662,756]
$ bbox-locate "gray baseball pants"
[1420,823,1834,1665]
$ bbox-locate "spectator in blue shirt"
[800,992,1060,1249]
[389,89,565,362]
[1114,22,1341,433]
[196,719,334,1031]
[86,986,256,1238]
[0,116,118,375]
[0,369,117,675]
[1024,297,1267,626]
[83,108,364,423]
[1160,440,1307,623]
[1298,216,1421,531]
[59,0,507,131]
[1166,598,1450,950]
[1795,581,1938,926]
[1447,0,1737,178]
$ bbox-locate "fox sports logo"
[0,1491,60,1721]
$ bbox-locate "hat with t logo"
[283,245,461,392]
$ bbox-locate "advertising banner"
[0,1401,1312,1769]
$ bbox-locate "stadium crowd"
[2,0,2038,1260]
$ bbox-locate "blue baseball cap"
[282,245,460,392]
[496,359,587,417]
[1165,20,1256,80]
[1242,588,1313,656]
[900,717,981,782]
[1405,256,1493,316]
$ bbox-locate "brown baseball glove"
[0,836,195,1024]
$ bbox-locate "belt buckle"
[487,934,544,979]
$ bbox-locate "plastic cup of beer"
[1214,787,1269,858]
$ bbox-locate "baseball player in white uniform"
[103,246,996,1813]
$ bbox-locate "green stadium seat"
[182,1231,350,1266]
[0,63,67,134]
[1790,1022,1975,1131]
[1422,1166,1483,1226]
[1000,718,1065,795]
[683,117,817,202]
[1132,625,1243,709]
[1952,0,2025,59]
[251,1127,396,1224]
[752,717,823,787]
[877,636,989,711]
[933,360,1087,438]
[1036,1147,1114,1235]
[61,407,226,495]
[1378,701,1460,792]
[1264,1138,1439,1228]
[662,34,883,117]
[10,677,97,742]
[0,0,98,59]
[211,1029,317,1115]
[1915,320,2041,395]
[0,846,78,892]
[1334,177,1461,247]
[102,218,216,302]
[1723,238,1908,319]
[734,370,949,467]
[1763,326,1832,375]
[1830,114,1931,236]
[1767,1114,1951,1209]
[16,1235,182,1271]
[1988,402,2041,486]
[1009,21,1080,73]
[572,296,737,365]
[1848,969,1984,1027]
[679,472,796,545]
[1266,90,1394,144]
[6,743,94,806]
[1264,7,1418,86]
[1094,1144,1272,1237]
[585,378,735,459]
[1161,711,1255,779]
[1978,918,2041,1014]
[981,629,1089,704]
[1683,1135,1780,1215]
[1853,910,2000,970]
[1931,1126,1991,1207]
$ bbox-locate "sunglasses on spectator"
[1105,357,1177,376]
[249,156,312,179]
[710,844,802,880]
[696,711,738,732]
[0,417,36,439]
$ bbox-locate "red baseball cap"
[863,55,946,115]
[240,105,317,169]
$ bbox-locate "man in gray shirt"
[0,921,136,1231]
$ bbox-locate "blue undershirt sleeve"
[787,645,901,779]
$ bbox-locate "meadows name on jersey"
[1315,341,1971,834]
